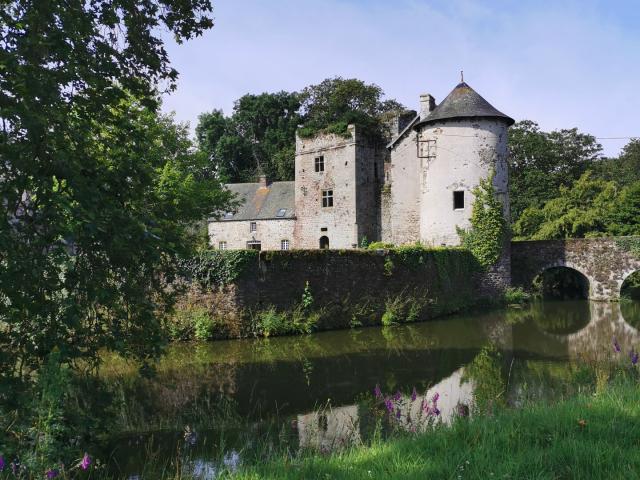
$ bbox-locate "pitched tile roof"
[215,181,295,221]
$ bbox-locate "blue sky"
[161,0,640,156]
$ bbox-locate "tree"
[0,1,226,467]
[197,91,301,182]
[591,138,640,187]
[508,121,602,224]
[512,172,619,239]
[196,78,405,182]
[298,77,404,139]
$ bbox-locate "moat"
[103,300,640,479]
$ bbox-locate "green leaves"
[458,175,508,269]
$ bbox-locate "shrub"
[367,241,394,250]
[503,287,531,305]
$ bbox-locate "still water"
[104,300,640,478]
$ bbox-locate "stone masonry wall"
[511,238,640,301]
[208,218,295,251]
[229,249,486,328]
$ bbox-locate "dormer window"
[315,156,325,172]
[276,208,286,217]
[224,211,234,219]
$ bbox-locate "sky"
[161,0,640,157]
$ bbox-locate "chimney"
[258,174,268,188]
[420,94,436,119]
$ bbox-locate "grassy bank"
[232,379,640,480]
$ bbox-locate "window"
[224,211,234,219]
[453,191,465,210]
[276,208,286,217]
[246,241,261,251]
[315,155,325,172]
[322,189,333,208]
[218,241,227,250]
[418,138,437,159]
[319,236,330,249]
[320,227,328,232]
[250,221,257,232]
[281,239,290,251]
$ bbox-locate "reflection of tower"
[296,405,361,451]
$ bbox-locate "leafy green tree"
[508,121,602,224]
[0,0,227,465]
[591,138,640,187]
[197,91,301,182]
[606,182,640,236]
[298,77,404,139]
[196,78,404,182]
[512,172,619,239]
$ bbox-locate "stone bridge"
[511,237,640,301]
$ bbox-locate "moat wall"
[177,249,498,339]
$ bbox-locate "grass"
[230,380,640,480]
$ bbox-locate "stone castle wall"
[208,218,295,251]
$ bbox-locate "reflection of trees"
[531,301,590,334]
[533,267,589,300]
[621,299,640,328]
[461,346,505,413]
[621,271,640,300]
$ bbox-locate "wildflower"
[411,387,417,402]
[457,404,470,417]
[0,456,4,471]
[613,337,621,353]
[393,391,402,402]
[432,392,440,403]
[395,408,401,419]
[384,397,394,414]
[80,453,91,470]
[631,349,639,366]
[46,469,59,479]
[223,451,240,472]
[373,384,382,399]
[578,419,587,428]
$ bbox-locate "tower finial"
[460,70,464,83]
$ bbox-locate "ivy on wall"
[458,175,508,269]
[615,237,640,260]
[180,250,258,288]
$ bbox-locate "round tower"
[413,81,514,247]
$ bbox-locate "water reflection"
[104,300,640,478]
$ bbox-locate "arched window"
[319,236,329,249]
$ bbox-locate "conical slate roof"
[415,82,514,127]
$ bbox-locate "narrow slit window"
[315,155,325,172]
[453,191,465,210]
[322,190,333,208]
[250,221,257,232]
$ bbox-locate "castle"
[208,81,514,251]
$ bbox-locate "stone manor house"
[208,81,514,251]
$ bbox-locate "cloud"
[162,0,640,156]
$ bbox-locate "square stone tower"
[293,125,384,249]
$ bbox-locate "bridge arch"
[511,238,640,301]
[620,269,640,300]
[531,263,592,300]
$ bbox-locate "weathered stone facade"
[511,238,640,300]
[293,126,385,249]
[208,81,514,259]
[208,218,295,251]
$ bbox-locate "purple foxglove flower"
[393,391,401,402]
[0,456,4,471]
[432,392,440,403]
[433,407,441,416]
[631,350,639,366]
[373,384,382,399]
[395,408,401,419]
[46,469,59,479]
[80,453,91,470]
[411,387,417,402]
[384,397,394,414]
[614,338,621,353]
